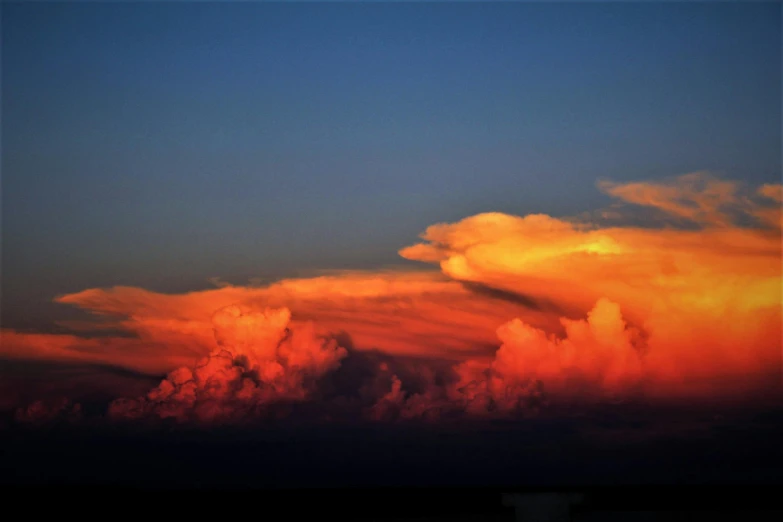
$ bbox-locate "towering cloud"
[3,173,781,423]
[400,173,782,399]
[108,306,347,423]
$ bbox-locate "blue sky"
[2,1,780,330]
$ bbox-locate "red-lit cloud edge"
[3,173,781,426]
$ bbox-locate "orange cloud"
[759,183,783,204]
[108,305,347,423]
[12,271,553,366]
[400,173,782,399]
[598,171,782,229]
[0,330,197,375]
[598,171,740,227]
[373,298,644,421]
[3,172,780,423]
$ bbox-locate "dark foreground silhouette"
[2,405,781,520]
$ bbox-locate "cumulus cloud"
[376,298,646,421]
[491,298,645,397]
[399,173,781,397]
[14,397,83,425]
[51,299,652,424]
[108,306,347,423]
[3,172,781,424]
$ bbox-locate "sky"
[0,1,782,486]
[2,1,780,331]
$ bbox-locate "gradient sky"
[2,1,781,332]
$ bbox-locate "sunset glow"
[3,3,782,496]
[4,174,780,424]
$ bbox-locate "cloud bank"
[3,173,781,425]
